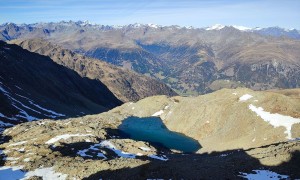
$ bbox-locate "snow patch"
[206,24,225,30]
[232,25,252,31]
[23,158,30,162]
[4,157,19,161]
[239,94,253,101]
[0,119,14,127]
[152,110,164,116]
[147,23,159,28]
[77,141,167,161]
[8,140,27,147]
[100,140,136,158]
[0,166,25,180]
[220,154,229,157]
[24,167,68,180]
[28,101,65,117]
[249,104,300,139]
[46,134,94,144]
[18,147,25,152]
[15,85,23,90]
[77,143,106,159]
[139,147,151,151]
[148,154,168,161]
[239,170,289,180]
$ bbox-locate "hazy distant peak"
[205,24,225,30]
[231,25,252,31]
[206,24,252,31]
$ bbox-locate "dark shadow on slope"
[104,128,173,153]
[51,130,172,162]
[0,40,123,124]
[0,135,12,166]
[104,128,131,139]
[83,145,300,180]
[52,141,166,162]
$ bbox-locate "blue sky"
[1,0,300,29]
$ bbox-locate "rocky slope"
[1,22,300,95]
[0,40,122,132]
[10,38,177,102]
[0,88,299,179]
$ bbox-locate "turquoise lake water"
[118,116,201,153]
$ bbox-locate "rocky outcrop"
[0,88,299,179]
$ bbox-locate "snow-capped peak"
[252,27,262,31]
[206,24,225,30]
[206,24,252,31]
[231,25,252,31]
[76,20,95,26]
[131,23,143,28]
[147,23,160,28]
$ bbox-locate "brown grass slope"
[0,88,299,179]
[111,88,300,152]
[10,38,177,102]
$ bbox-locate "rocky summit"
[0,88,299,179]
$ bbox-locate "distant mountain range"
[1,21,299,39]
[1,21,300,96]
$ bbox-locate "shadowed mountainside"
[0,40,122,130]
[10,38,177,102]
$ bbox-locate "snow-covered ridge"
[1,21,299,33]
[232,25,252,31]
[205,24,300,33]
[206,24,255,31]
[206,24,225,30]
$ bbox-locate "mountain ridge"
[3,21,300,95]
[10,38,177,102]
[1,21,299,34]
